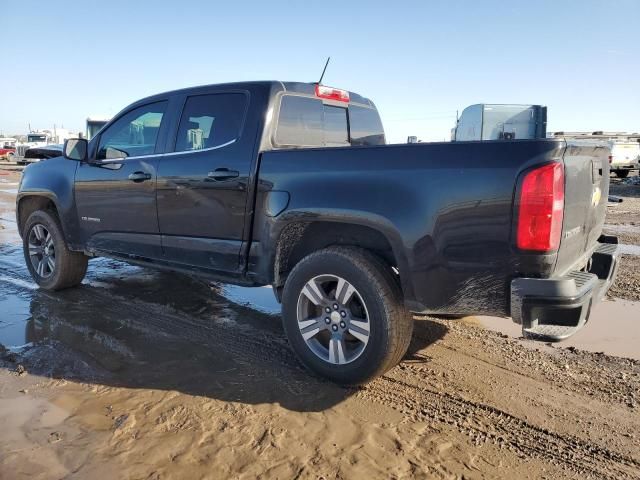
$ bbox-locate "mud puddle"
[219,284,281,315]
[476,298,640,360]
[0,294,32,348]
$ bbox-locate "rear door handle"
[128,171,152,182]
[207,168,239,181]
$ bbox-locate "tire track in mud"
[415,322,640,410]
[1,255,639,478]
[360,371,640,479]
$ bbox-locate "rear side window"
[349,105,385,146]
[175,93,246,152]
[275,95,349,148]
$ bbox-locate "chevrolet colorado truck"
[17,81,620,384]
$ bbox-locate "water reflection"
[219,284,281,315]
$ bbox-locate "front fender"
[17,158,81,248]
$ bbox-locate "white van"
[609,141,640,178]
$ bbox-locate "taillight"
[608,155,613,164]
[315,84,349,103]
[516,162,564,252]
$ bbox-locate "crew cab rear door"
[554,142,610,274]
[156,91,253,273]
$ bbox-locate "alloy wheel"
[28,224,56,278]
[296,274,371,365]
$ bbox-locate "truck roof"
[127,81,376,110]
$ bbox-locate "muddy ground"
[605,176,640,302]
[0,168,639,479]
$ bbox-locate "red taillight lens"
[315,84,349,102]
[608,155,613,164]
[516,163,564,252]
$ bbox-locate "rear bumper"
[510,235,620,339]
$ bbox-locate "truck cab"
[15,130,75,164]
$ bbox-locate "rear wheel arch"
[272,219,409,297]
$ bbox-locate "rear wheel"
[23,210,88,290]
[281,246,412,385]
[614,170,630,178]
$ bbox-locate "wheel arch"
[270,212,414,301]
[17,193,63,239]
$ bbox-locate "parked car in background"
[17,81,619,384]
[550,132,640,178]
[609,140,640,178]
[0,137,16,161]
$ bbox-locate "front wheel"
[23,210,88,290]
[281,246,412,385]
[614,170,630,178]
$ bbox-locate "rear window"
[349,105,385,146]
[275,95,349,147]
[274,94,385,148]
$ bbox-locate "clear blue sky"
[2,0,638,142]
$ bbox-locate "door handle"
[128,171,152,182]
[207,168,239,181]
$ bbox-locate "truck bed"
[253,139,609,317]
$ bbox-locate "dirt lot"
[1,168,639,479]
[605,177,640,302]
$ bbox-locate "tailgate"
[554,141,610,275]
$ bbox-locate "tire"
[615,170,630,178]
[23,210,88,290]
[281,246,412,385]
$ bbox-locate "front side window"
[275,95,349,148]
[97,101,166,160]
[175,93,247,152]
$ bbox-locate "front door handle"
[207,168,239,181]
[128,171,152,182]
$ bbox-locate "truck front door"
[156,91,253,273]
[75,101,168,259]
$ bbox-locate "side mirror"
[63,138,88,161]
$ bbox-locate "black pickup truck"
[17,81,619,384]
